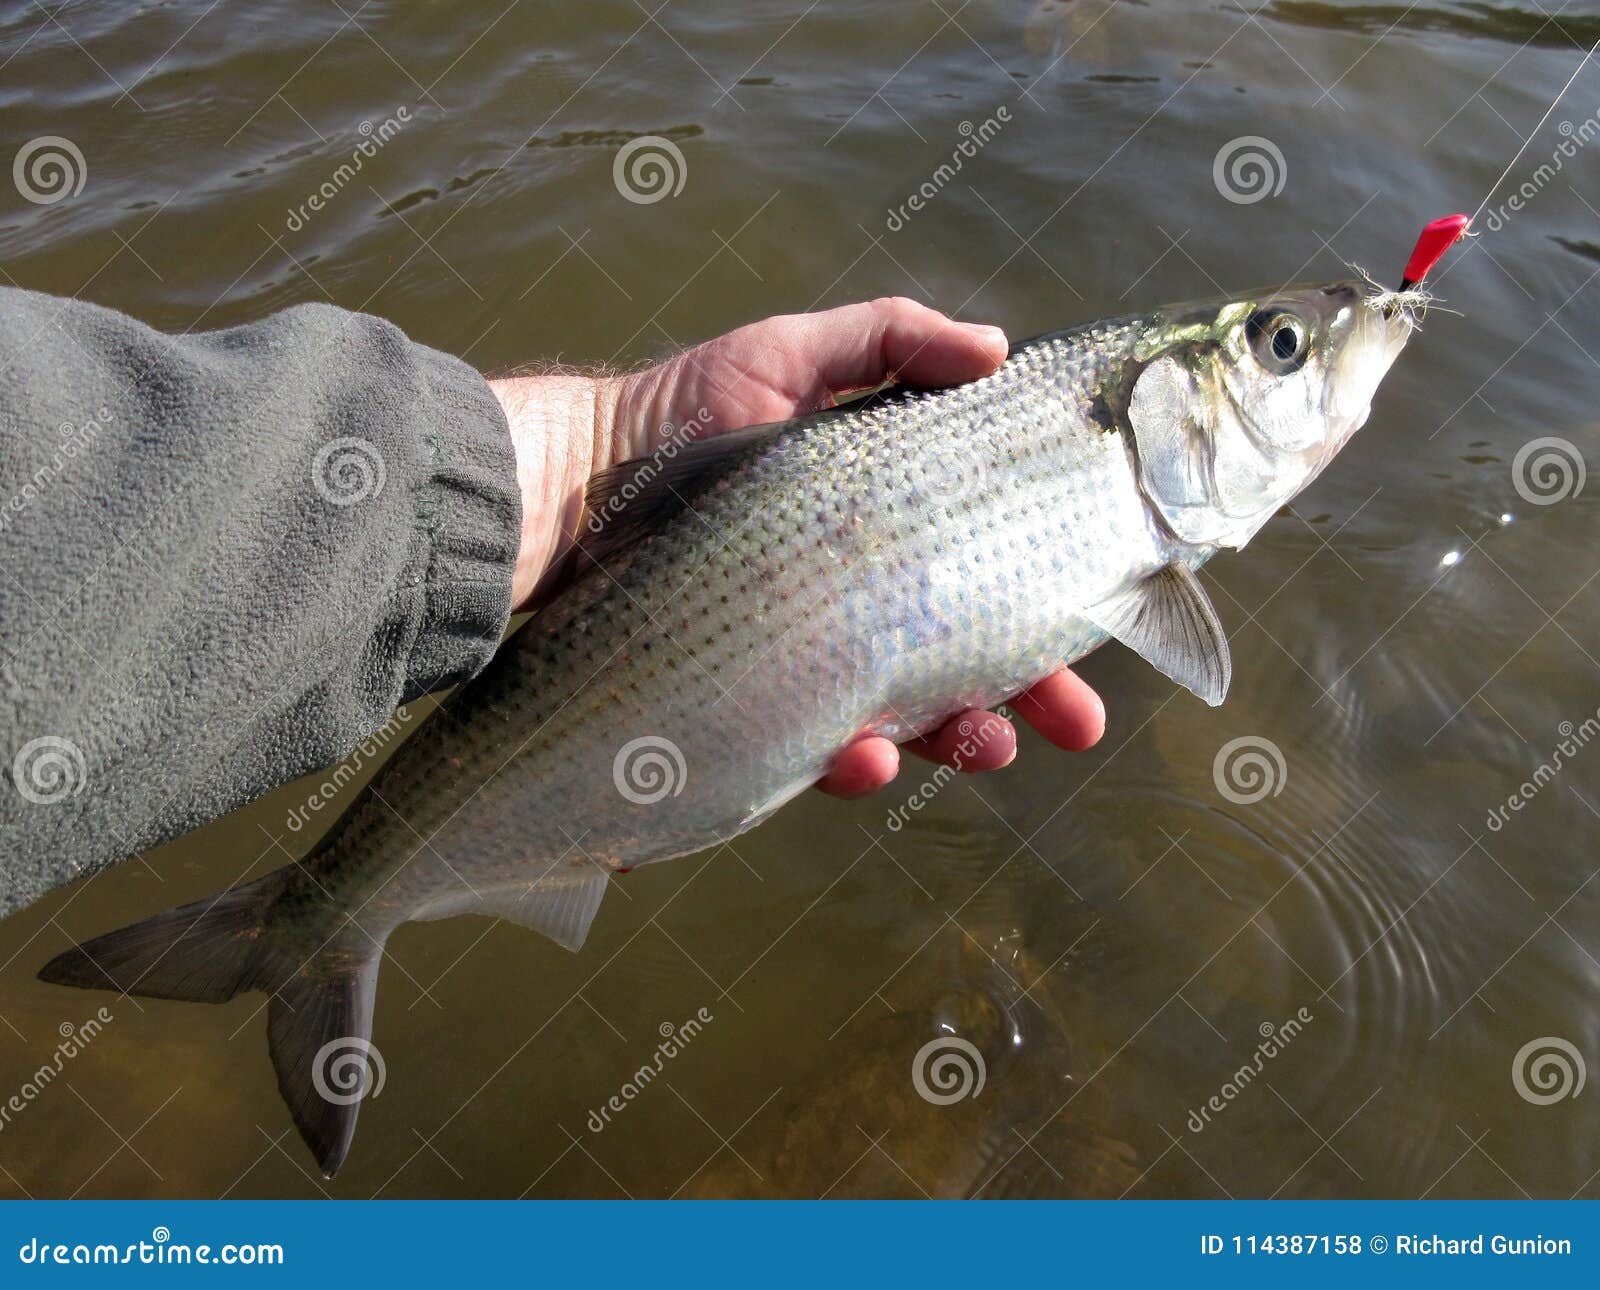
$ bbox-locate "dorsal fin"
[578,423,787,568]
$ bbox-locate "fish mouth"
[1323,283,1415,435]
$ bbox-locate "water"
[2,0,1597,1199]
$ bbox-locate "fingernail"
[965,323,1007,349]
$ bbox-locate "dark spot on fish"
[1461,454,1501,465]
[737,76,775,87]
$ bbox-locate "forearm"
[0,288,519,913]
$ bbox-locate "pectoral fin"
[1088,563,1232,706]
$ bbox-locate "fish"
[39,280,1419,1176]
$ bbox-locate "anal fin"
[468,868,610,953]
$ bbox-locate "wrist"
[487,372,617,610]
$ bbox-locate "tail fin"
[38,870,382,1178]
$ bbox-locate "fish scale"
[40,281,1416,1175]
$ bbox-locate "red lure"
[1398,213,1471,290]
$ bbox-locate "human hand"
[487,297,1105,799]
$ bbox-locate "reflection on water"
[1,0,1596,1198]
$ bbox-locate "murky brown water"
[2,0,1598,1199]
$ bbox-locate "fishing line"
[1395,37,1600,291]
[1465,36,1600,234]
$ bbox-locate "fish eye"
[1246,309,1310,374]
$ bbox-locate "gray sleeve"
[0,287,520,914]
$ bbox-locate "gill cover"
[1128,347,1316,550]
[1125,283,1406,551]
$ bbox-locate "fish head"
[1126,280,1416,549]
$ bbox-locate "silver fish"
[41,281,1417,1174]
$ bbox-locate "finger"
[784,298,1008,398]
[904,708,1017,772]
[1009,669,1106,752]
[817,735,900,799]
